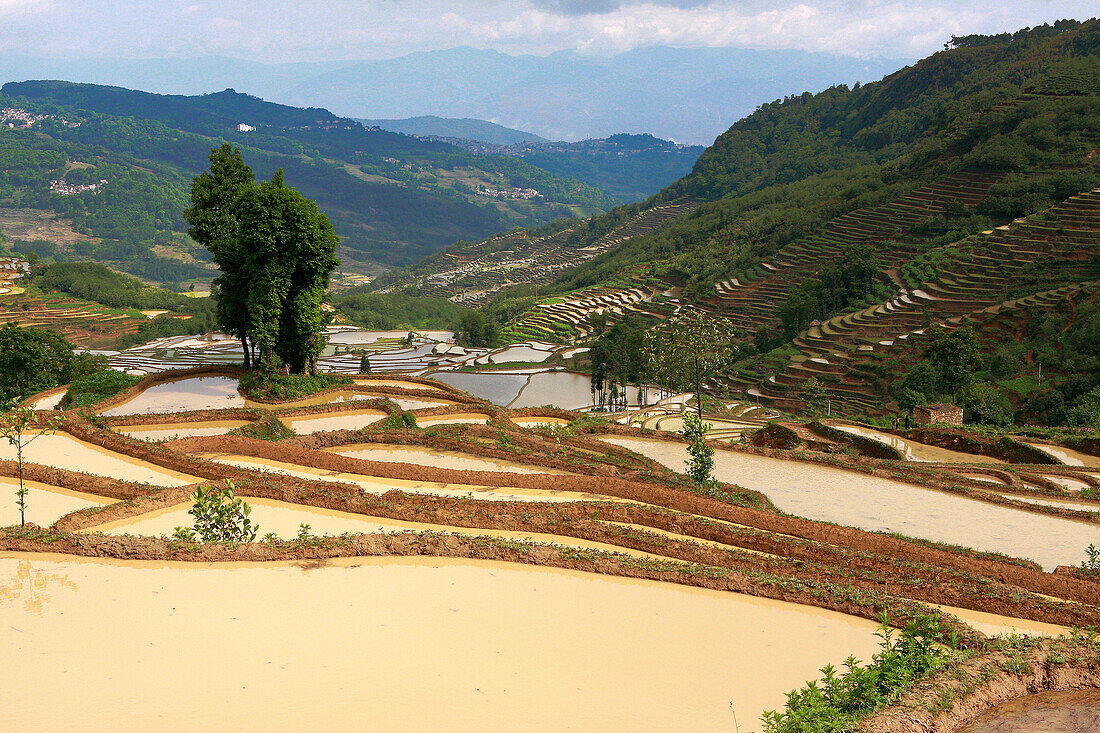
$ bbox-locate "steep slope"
[380,19,1100,422]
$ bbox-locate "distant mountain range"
[0,81,615,276]
[0,47,911,144]
[359,116,548,146]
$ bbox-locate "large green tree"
[184,144,256,366]
[186,150,339,374]
[0,323,104,404]
[235,171,340,374]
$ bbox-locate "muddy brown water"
[0,552,882,731]
[281,409,388,434]
[832,424,1003,463]
[0,433,199,487]
[597,437,1100,571]
[327,444,574,474]
[116,420,250,441]
[0,477,111,526]
[100,376,245,415]
[954,689,1100,732]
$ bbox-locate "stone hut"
[913,403,963,425]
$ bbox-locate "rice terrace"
[2,9,1100,733]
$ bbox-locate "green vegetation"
[37,262,190,311]
[0,81,615,274]
[333,289,468,331]
[892,327,984,410]
[643,310,746,419]
[763,615,959,733]
[172,480,258,544]
[237,371,352,402]
[513,134,704,203]
[0,323,105,404]
[0,403,62,526]
[589,315,649,410]
[58,369,142,409]
[778,245,885,339]
[679,413,714,488]
[1081,544,1100,576]
[229,414,296,442]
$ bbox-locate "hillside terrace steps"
[745,189,1100,412]
[714,171,1004,327]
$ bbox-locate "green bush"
[60,369,142,409]
[763,615,957,733]
[237,372,352,401]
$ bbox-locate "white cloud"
[0,0,1094,60]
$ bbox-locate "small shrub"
[1081,544,1100,576]
[680,412,714,486]
[174,480,258,543]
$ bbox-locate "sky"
[0,0,1094,62]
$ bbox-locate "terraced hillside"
[382,200,697,307]
[502,284,679,342]
[713,170,1003,329]
[5,368,1100,729]
[736,190,1100,414]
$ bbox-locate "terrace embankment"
[8,366,1100,657]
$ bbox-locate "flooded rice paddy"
[1021,442,1100,468]
[0,477,111,526]
[431,372,529,406]
[597,437,1100,570]
[28,389,65,410]
[414,413,491,425]
[0,552,882,731]
[0,433,199,487]
[831,424,1003,463]
[955,689,1100,733]
[511,416,571,427]
[101,376,245,416]
[927,603,1071,638]
[115,420,250,441]
[280,410,388,434]
[328,444,573,474]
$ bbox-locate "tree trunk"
[696,375,704,420]
[239,335,251,369]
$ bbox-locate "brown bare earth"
[0,207,97,251]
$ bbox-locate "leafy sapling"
[1,403,63,526]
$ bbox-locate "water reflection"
[0,560,77,615]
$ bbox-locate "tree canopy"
[186,146,340,374]
[642,310,745,418]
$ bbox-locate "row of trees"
[589,310,746,419]
[186,145,339,374]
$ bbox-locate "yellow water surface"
[0,552,883,732]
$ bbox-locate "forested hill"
[545,18,1100,297]
[373,19,1100,425]
[432,133,706,203]
[0,81,614,280]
